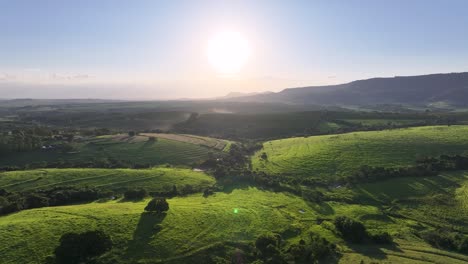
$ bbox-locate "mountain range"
[223,72,468,107]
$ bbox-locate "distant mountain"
[217,91,274,99]
[224,72,468,107]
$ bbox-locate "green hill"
[1,182,467,264]
[252,125,468,179]
[1,134,225,168]
[0,168,215,193]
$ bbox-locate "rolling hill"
[0,134,226,168]
[252,125,468,179]
[0,168,215,193]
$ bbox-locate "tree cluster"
[52,230,112,264]
[348,154,468,184]
[252,232,337,263]
[0,186,105,216]
[421,229,468,254]
[334,216,392,244]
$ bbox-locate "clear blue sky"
[1,0,468,99]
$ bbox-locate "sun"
[206,31,251,75]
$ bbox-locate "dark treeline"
[172,110,461,141]
[0,183,204,216]
[421,229,468,254]
[0,159,157,172]
[0,186,108,216]
[347,154,468,184]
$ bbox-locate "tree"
[54,230,112,264]
[144,197,169,213]
[334,216,368,243]
[128,131,136,137]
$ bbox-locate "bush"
[334,216,368,243]
[124,189,147,200]
[54,230,112,264]
[422,229,468,254]
[180,184,195,195]
[255,233,281,258]
[144,197,169,213]
[203,188,215,197]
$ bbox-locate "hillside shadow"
[309,202,335,215]
[346,242,402,260]
[124,212,167,260]
[220,182,252,194]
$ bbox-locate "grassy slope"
[0,188,315,263]
[252,125,468,178]
[1,136,219,167]
[0,168,215,193]
[1,180,467,263]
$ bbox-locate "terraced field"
[139,133,231,151]
[0,135,221,167]
[0,168,215,193]
[252,125,468,178]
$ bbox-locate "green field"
[252,125,468,178]
[1,183,467,264]
[0,168,215,193]
[0,135,223,167]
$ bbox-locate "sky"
[1,0,468,99]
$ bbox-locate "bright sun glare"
[207,31,251,75]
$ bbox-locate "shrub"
[203,188,215,197]
[334,216,368,243]
[144,197,169,213]
[54,230,112,264]
[422,229,468,253]
[180,184,195,195]
[255,233,281,258]
[124,189,147,200]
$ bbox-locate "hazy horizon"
[2,0,468,100]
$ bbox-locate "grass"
[252,125,468,178]
[1,185,467,263]
[0,168,215,193]
[0,187,318,263]
[0,135,222,167]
